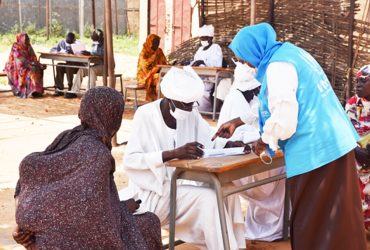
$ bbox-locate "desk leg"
[169,168,182,250]
[283,178,290,241]
[52,59,56,91]
[210,173,230,250]
[158,72,163,100]
[213,73,220,122]
[87,60,91,90]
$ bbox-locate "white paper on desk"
[202,147,245,158]
[71,43,86,55]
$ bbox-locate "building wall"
[0,0,139,35]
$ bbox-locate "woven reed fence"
[168,0,367,103]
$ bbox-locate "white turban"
[233,63,261,92]
[161,66,204,103]
[197,24,215,37]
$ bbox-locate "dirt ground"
[1,51,370,250]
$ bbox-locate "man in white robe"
[122,66,247,250]
[182,24,228,112]
[217,62,287,242]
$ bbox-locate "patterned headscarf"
[143,34,160,57]
[357,65,370,79]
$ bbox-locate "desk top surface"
[157,64,234,72]
[166,149,284,172]
[39,52,103,60]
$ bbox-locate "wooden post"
[91,0,96,29]
[133,0,135,34]
[104,0,117,146]
[18,0,22,32]
[114,0,118,35]
[346,0,355,100]
[79,0,84,39]
[250,0,256,26]
[200,0,205,26]
[268,0,274,27]
[46,0,49,39]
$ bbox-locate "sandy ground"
[0,50,369,250]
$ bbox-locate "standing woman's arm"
[261,61,299,151]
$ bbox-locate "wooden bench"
[123,85,145,110]
[114,73,124,96]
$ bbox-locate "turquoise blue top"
[230,23,359,178]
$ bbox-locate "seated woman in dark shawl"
[12,86,164,250]
[4,33,46,98]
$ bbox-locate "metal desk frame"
[158,66,234,121]
[39,53,103,95]
[167,155,289,250]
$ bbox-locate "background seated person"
[65,29,104,99]
[122,66,248,250]
[181,24,225,112]
[50,32,82,97]
[345,64,370,231]
[13,87,163,250]
[137,34,167,102]
[218,60,287,242]
[4,33,46,98]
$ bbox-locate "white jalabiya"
[191,43,223,111]
[123,100,246,250]
[217,83,287,242]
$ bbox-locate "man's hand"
[174,142,204,159]
[212,117,245,141]
[252,138,267,156]
[180,60,191,66]
[225,141,251,154]
[12,225,35,248]
[124,198,140,213]
[192,60,205,67]
[355,146,370,170]
[81,50,91,56]
[66,48,73,54]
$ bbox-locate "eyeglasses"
[171,100,200,110]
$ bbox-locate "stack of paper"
[202,147,245,158]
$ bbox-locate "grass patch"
[0,22,140,57]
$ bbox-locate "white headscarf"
[197,24,215,37]
[161,66,204,103]
[232,62,261,92]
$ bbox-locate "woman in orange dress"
[137,34,167,101]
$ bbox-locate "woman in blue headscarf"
[213,23,367,250]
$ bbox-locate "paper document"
[71,43,86,55]
[202,147,245,158]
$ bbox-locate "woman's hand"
[225,141,251,154]
[124,198,140,213]
[251,138,267,156]
[355,146,370,170]
[12,225,35,248]
[212,117,245,141]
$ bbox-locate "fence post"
[114,0,118,35]
[346,0,355,100]
[18,0,22,32]
[46,0,49,39]
[80,0,84,39]
[91,0,96,29]
[268,0,274,27]
[250,0,256,25]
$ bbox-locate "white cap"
[233,63,261,91]
[197,24,215,37]
[161,66,204,103]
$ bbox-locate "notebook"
[202,147,245,158]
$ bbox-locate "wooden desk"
[166,150,289,250]
[39,52,103,94]
[157,65,234,121]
